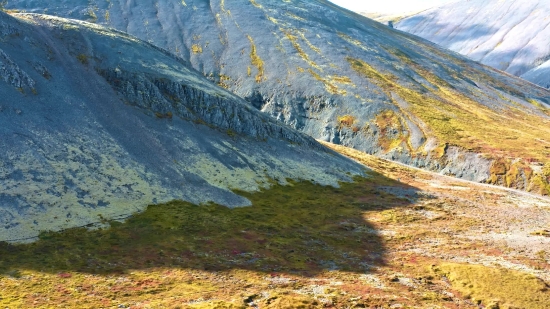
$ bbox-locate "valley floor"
[1,143,549,308]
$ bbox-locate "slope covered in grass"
[2,144,549,308]
[6,0,550,194]
[435,263,550,309]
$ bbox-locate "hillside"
[6,0,550,194]
[1,143,549,308]
[395,0,550,89]
[0,11,364,241]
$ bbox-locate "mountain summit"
[5,0,550,194]
[395,0,550,89]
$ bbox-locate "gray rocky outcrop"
[6,0,550,194]
[0,12,365,242]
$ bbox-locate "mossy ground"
[2,144,549,308]
[0,173,410,308]
[434,263,550,309]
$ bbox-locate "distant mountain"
[360,12,416,24]
[5,0,550,195]
[395,0,550,89]
[0,11,363,241]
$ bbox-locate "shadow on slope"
[396,17,496,52]
[0,172,421,277]
[396,17,550,77]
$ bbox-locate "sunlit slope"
[0,12,363,241]
[6,0,550,193]
[395,0,550,89]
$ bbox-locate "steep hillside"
[395,0,550,89]
[6,0,550,194]
[0,11,364,242]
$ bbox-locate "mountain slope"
[5,0,550,194]
[0,11,364,241]
[395,0,550,89]
[1,143,549,308]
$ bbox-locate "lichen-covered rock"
[0,12,364,242]
[0,49,35,91]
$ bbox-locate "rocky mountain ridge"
[6,0,550,194]
[0,11,363,241]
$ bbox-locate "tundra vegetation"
[0,2,549,308]
[1,144,549,308]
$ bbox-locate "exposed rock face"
[0,49,35,90]
[4,1,550,194]
[394,0,550,89]
[0,12,365,242]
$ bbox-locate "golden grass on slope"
[346,57,550,162]
[191,44,203,54]
[346,56,550,192]
[246,35,264,83]
[308,69,347,95]
[375,110,410,153]
[434,263,550,309]
[337,114,355,127]
[280,28,321,71]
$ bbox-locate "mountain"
[360,11,417,24]
[395,0,550,89]
[6,0,550,195]
[0,11,364,241]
